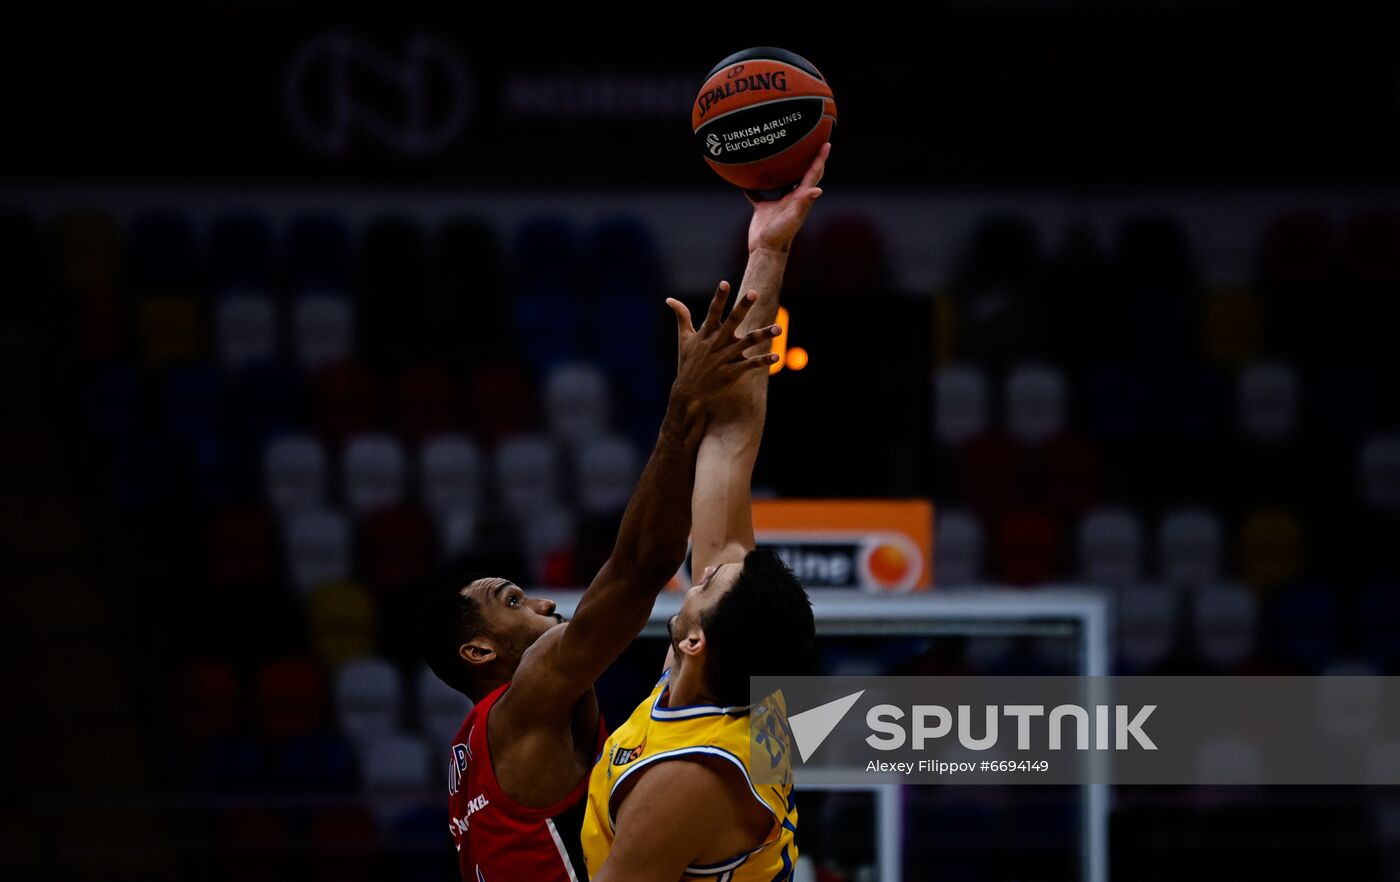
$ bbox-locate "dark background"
[3,6,1400,881]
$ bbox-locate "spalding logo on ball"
[692,47,837,194]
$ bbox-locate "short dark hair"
[419,579,491,697]
[700,549,816,707]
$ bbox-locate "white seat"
[420,435,483,516]
[1359,435,1400,510]
[521,506,575,584]
[214,291,276,371]
[1191,583,1256,670]
[1158,508,1223,586]
[343,433,407,515]
[933,365,989,446]
[1006,362,1067,445]
[284,508,352,593]
[293,290,355,370]
[935,509,983,586]
[264,434,328,514]
[545,363,609,446]
[1077,507,1143,587]
[335,657,402,747]
[576,436,639,515]
[361,732,431,793]
[417,667,473,756]
[1318,660,1381,742]
[1237,361,1298,442]
[435,507,479,561]
[496,435,561,519]
[1116,585,1178,672]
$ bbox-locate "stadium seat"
[334,657,403,747]
[361,216,431,366]
[361,732,432,793]
[215,292,277,371]
[516,216,579,285]
[960,433,1023,517]
[227,361,307,445]
[575,435,639,515]
[1201,288,1260,369]
[1113,215,1199,366]
[207,509,275,591]
[495,435,562,519]
[137,295,201,366]
[307,580,376,669]
[419,435,484,516]
[995,510,1062,587]
[1317,661,1382,742]
[263,434,328,513]
[312,363,380,442]
[1359,435,1400,510]
[284,508,353,594]
[590,215,662,287]
[434,217,508,368]
[949,215,1043,365]
[544,362,610,446]
[161,363,223,454]
[274,731,355,791]
[293,291,355,370]
[394,365,462,440]
[1269,584,1336,673]
[933,365,989,447]
[1237,362,1299,442]
[467,365,536,443]
[179,660,239,740]
[1077,507,1144,587]
[1039,435,1102,518]
[520,506,576,586]
[256,660,325,741]
[436,507,480,561]
[1359,585,1400,671]
[1084,363,1148,446]
[1006,363,1067,446]
[516,279,584,374]
[1190,583,1257,672]
[55,209,120,292]
[342,433,407,516]
[417,667,472,757]
[1239,509,1303,593]
[1116,585,1179,673]
[1159,507,1224,586]
[811,214,891,297]
[208,212,275,290]
[126,210,197,293]
[934,508,984,587]
[288,214,352,292]
[362,505,434,591]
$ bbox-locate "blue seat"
[1360,585,1400,671]
[228,361,308,445]
[1269,584,1336,672]
[590,215,661,289]
[515,216,578,285]
[288,214,352,291]
[515,279,583,374]
[209,212,276,291]
[126,210,198,292]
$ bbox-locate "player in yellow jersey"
[582,143,830,882]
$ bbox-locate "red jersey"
[447,683,605,882]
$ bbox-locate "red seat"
[362,505,435,591]
[996,510,1063,587]
[394,365,463,440]
[468,365,536,443]
[313,363,380,443]
[1039,435,1101,518]
[181,660,239,740]
[207,509,274,590]
[813,215,890,296]
[959,432,1024,518]
[256,660,324,741]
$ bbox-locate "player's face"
[671,562,742,647]
[463,577,564,664]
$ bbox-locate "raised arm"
[504,283,782,720]
[690,142,830,576]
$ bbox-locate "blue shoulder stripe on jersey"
[651,685,754,721]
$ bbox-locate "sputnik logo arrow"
[788,690,865,762]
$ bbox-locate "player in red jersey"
[420,147,828,882]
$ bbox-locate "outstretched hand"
[666,281,782,405]
[746,141,830,254]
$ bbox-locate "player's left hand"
[746,141,830,254]
[666,281,782,405]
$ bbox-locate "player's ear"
[460,638,497,666]
[676,625,706,658]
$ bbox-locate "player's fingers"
[701,281,730,332]
[801,141,831,190]
[724,289,760,329]
[665,298,693,337]
[739,352,782,372]
[736,323,782,349]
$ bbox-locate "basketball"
[692,47,837,193]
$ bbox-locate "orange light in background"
[768,307,809,374]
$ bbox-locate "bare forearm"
[710,247,789,427]
[608,390,707,582]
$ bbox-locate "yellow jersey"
[581,671,799,881]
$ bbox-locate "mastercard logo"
[857,534,922,593]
